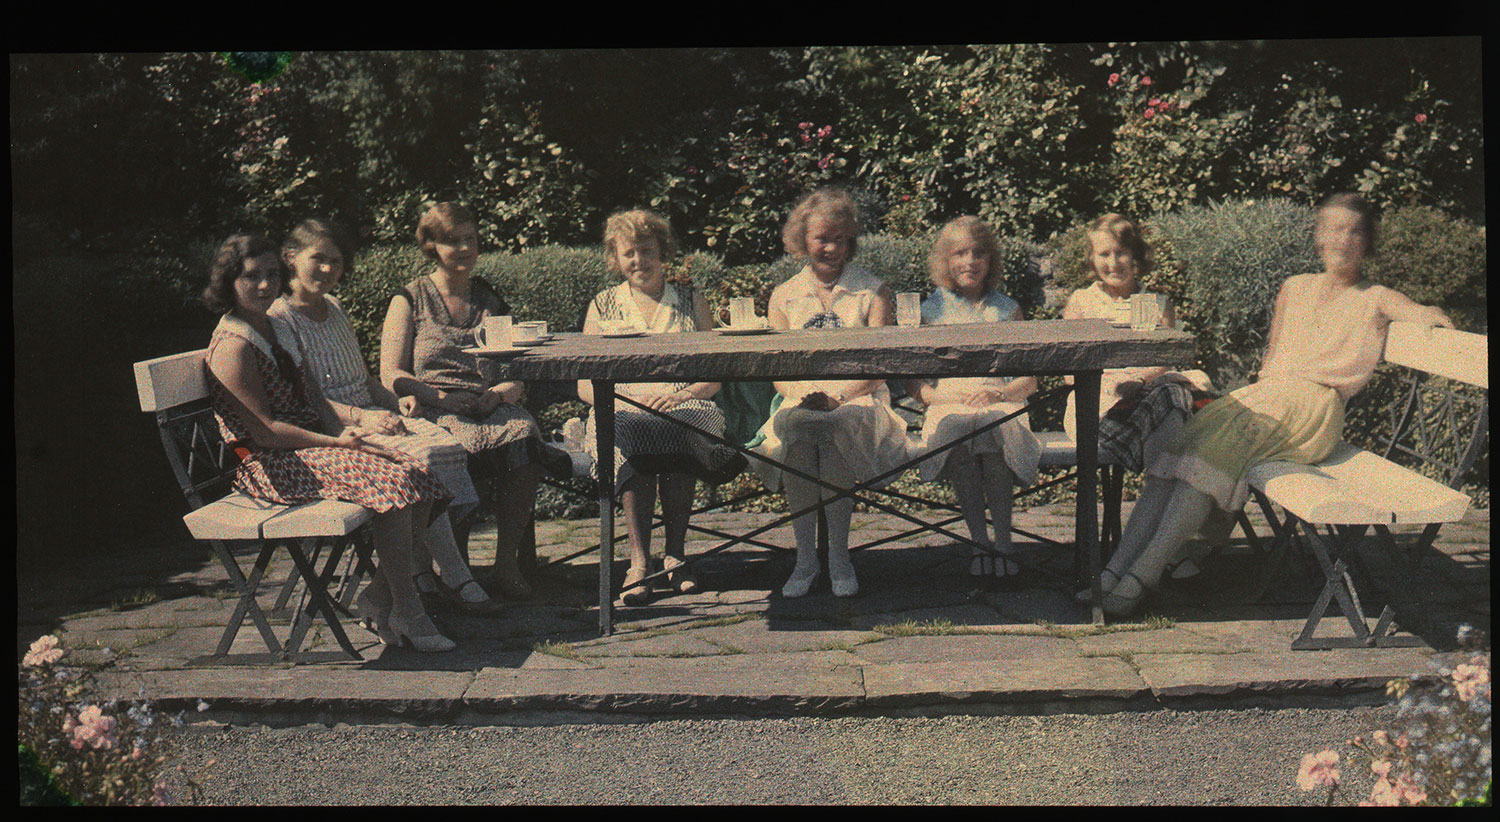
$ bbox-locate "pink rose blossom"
[1414,113,1427,124]
[1140,76,1152,86]
[818,154,833,170]
[798,121,813,130]
[1367,778,1401,806]
[1296,750,1341,791]
[1108,73,1120,86]
[817,125,833,138]
[1149,98,1161,107]
[64,705,119,751]
[901,194,910,201]
[801,134,811,145]
[1143,108,1156,120]
[24,635,64,667]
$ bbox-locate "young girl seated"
[750,187,912,598]
[905,217,1041,578]
[268,217,499,616]
[576,209,739,605]
[202,233,455,652]
[1098,194,1454,617]
[1062,214,1213,473]
[381,203,564,600]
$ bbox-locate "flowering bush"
[18,635,198,806]
[1296,628,1491,806]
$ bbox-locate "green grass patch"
[109,589,159,611]
[532,640,585,662]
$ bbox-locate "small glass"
[896,292,923,327]
[729,297,756,328]
[1129,293,1169,330]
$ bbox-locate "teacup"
[729,297,756,328]
[473,315,513,349]
[515,320,548,342]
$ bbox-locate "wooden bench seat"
[1241,321,1488,650]
[135,349,375,663]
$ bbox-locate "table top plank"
[500,318,1196,382]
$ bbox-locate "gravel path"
[157,706,1396,805]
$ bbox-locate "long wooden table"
[503,318,1196,634]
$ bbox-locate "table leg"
[1075,371,1102,624]
[594,380,615,635]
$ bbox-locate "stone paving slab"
[18,504,1490,721]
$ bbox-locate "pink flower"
[24,635,64,667]
[1108,73,1120,86]
[687,165,699,175]
[816,125,833,138]
[1394,775,1426,805]
[1370,760,1392,779]
[1143,108,1156,120]
[818,154,833,170]
[1366,777,1401,806]
[1140,76,1153,86]
[801,134,811,145]
[1149,98,1162,107]
[901,194,910,201]
[1296,750,1341,791]
[1414,113,1427,124]
[798,121,813,130]
[1452,662,1489,702]
[64,705,119,751]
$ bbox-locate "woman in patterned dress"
[1096,194,1454,617]
[381,203,564,600]
[202,233,456,652]
[576,209,739,605]
[904,217,1041,579]
[268,217,500,616]
[750,188,913,598]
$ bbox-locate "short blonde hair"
[782,187,860,258]
[928,216,1002,293]
[602,209,676,274]
[1087,213,1154,278]
[415,202,477,261]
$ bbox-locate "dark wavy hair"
[283,216,357,270]
[202,232,285,314]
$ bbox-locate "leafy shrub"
[1363,205,1487,332]
[483,245,616,335]
[336,244,431,370]
[1147,198,1319,391]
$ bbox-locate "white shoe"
[781,566,819,599]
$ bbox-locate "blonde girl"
[576,209,738,605]
[750,187,912,598]
[905,216,1041,578]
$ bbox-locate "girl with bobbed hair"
[750,187,911,599]
[575,209,740,604]
[201,232,457,652]
[382,202,567,601]
[905,216,1041,578]
[1096,194,1453,616]
[268,217,499,617]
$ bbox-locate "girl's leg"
[819,444,859,598]
[490,462,542,599]
[659,472,700,593]
[979,453,1018,576]
[781,447,824,598]
[1103,475,1178,584]
[425,512,492,605]
[946,449,994,575]
[618,472,656,604]
[370,503,453,650]
[1105,482,1214,616]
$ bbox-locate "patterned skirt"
[584,398,727,492]
[916,401,1041,486]
[1148,376,1345,511]
[233,446,450,516]
[361,412,480,521]
[418,401,551,482]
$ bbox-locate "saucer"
[599,330,647,338]
[463,346,530,357]
[715,326,775,336]
[511,337,549,347]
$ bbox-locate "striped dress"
[206,314,449,515]
[581,281,729,491]
[268,295,480,518]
